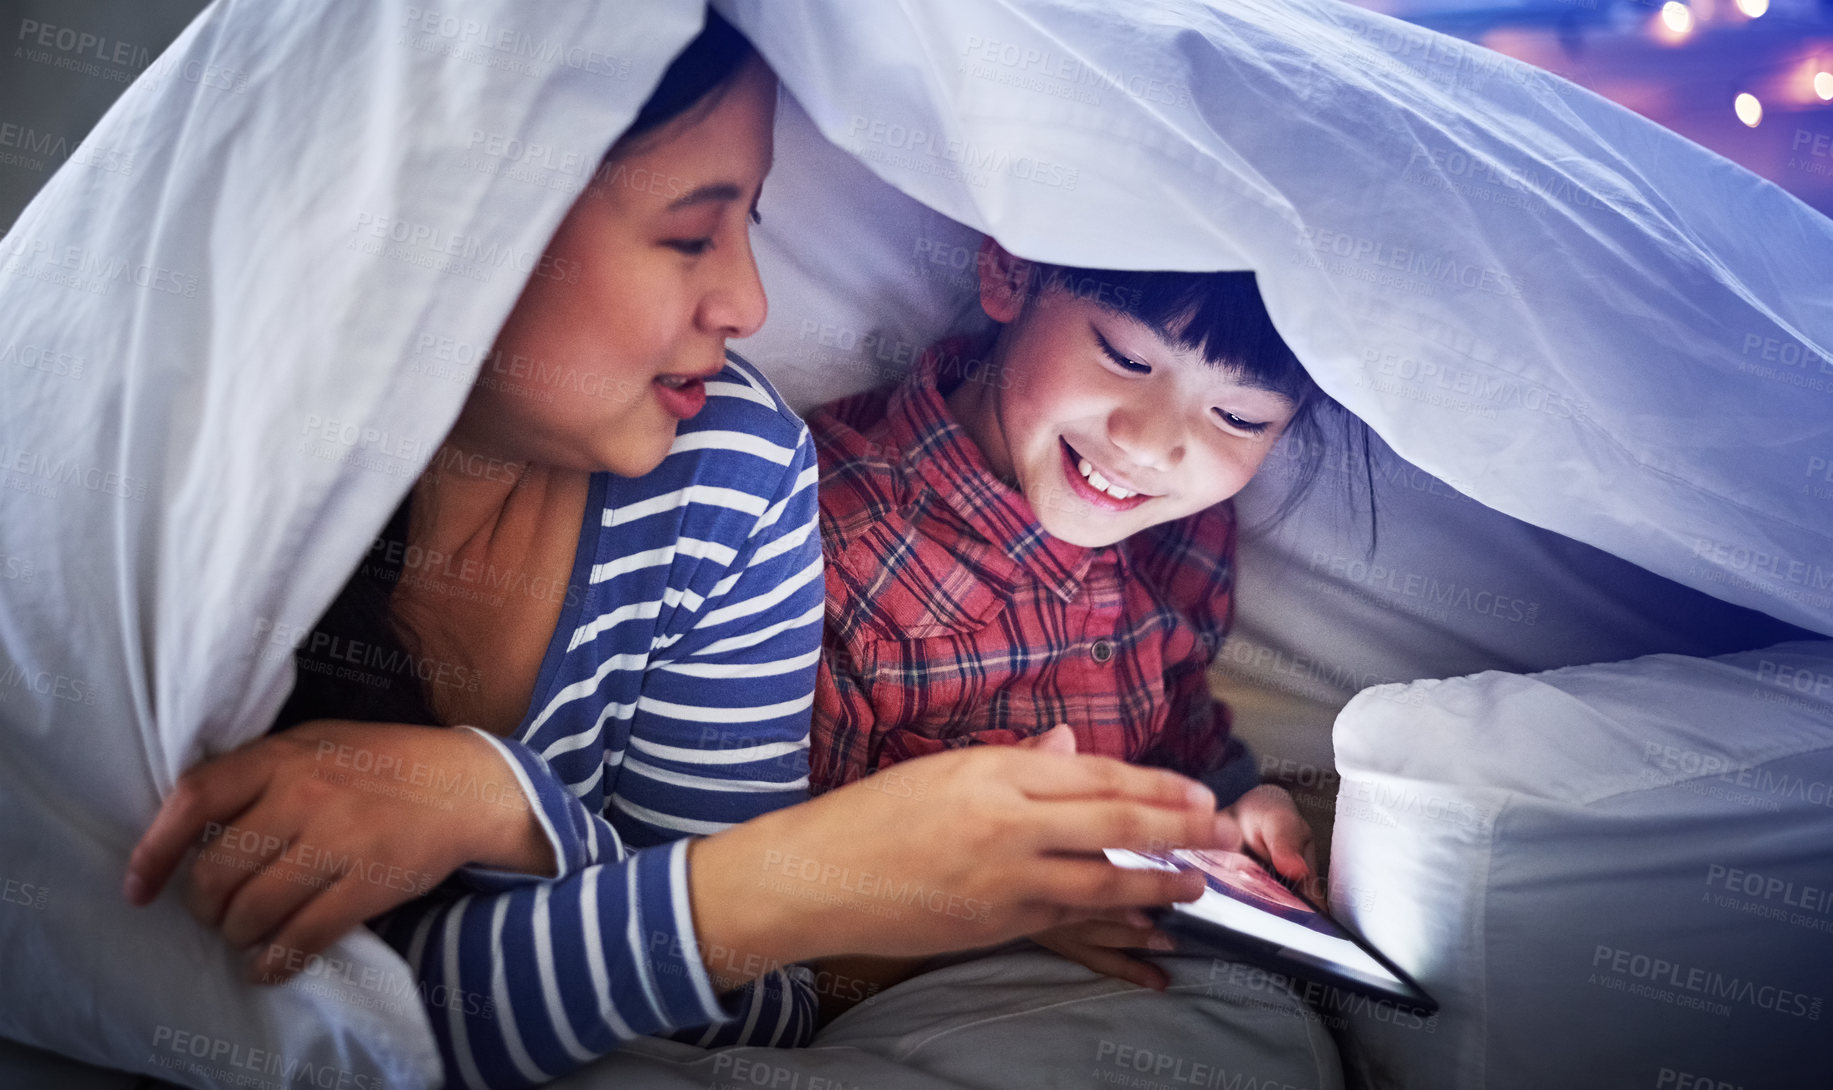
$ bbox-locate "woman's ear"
[976,237,1031,324]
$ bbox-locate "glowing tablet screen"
[1104,846,1426,1004]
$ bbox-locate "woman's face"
[451,56,777,477]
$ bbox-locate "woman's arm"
[686,743,1231,976]
[365,739,1238,1090]
[122,719,558,972]
[371,838,806,1090]
[127,717,1231,1089]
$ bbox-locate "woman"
[123,12,1234,1089]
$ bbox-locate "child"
[807,238,1326,990]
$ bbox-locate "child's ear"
[976,237,1031,324]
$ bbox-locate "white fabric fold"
[2,0,1829,1083]
[723,0,1833,635]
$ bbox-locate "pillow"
[1214,430,1814,780]
[0,1037,137,1090]
[0,752,439,1090]
[1327,639,1833,1089]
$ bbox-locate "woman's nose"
[701,235,768,339]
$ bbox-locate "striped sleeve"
[446,728,623,892]
[371,841,728,1090]
[613,420,827,1048]
[607,424,823,849]
[369,406,826,1088]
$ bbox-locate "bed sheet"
[0,1037,140,1090]
[547,945,1343,1090]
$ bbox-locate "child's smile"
[1060,437,1154,510]
[948,251,1298,550]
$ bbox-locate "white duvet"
[0,0,1827,1086]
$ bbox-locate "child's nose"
[1108,404,1182,469]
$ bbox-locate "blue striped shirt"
[371,355,826,1089]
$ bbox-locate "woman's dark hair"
[614,10,757,153]
[272,8,761,734]
[1016,262,1378,542]
[270,494,439,731]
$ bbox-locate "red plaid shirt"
[808,340,1236,793]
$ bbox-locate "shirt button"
[1090,639,1114,664]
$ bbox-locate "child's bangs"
[1033,264,1315,405]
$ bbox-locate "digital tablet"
[1104,846,1437,1013]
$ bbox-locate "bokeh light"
[1734,92,1763,127]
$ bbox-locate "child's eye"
[1215,409,1270,435]
[1095,332,1150,374]
[664,238,714,256]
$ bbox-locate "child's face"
[955,264,1297,550]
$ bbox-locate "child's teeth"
[1075,455,1137,500]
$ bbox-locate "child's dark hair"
[1020,261,1377,537]
[272,8,760,734]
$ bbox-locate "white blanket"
[1,0,1828,1085]
[728,0,1833,635]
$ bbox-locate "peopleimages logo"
[759,850,992,922]
[1590,945,1823,1021]
[1092,1039,1316,1090]
[148,1025,388,1090]
[1704,865,1833,916]
[1297,227,1527,300]
[845,116,1081,190]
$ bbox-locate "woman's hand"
[684,725,1233,989]
[123,719,549,983]
[1027,785,1318,991]
[1015,727,1176,993]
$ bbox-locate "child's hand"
[1030,907,1177,991]
[1219,783,1317,887]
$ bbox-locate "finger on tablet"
[1256,810,1314,882]
[1270,841,1312,883]
[1032,856,1208,910]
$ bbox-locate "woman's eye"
[1096,333,1150,374]
[1215,409,1270,435]
[664,238,714,256]
[749,207,763,226]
